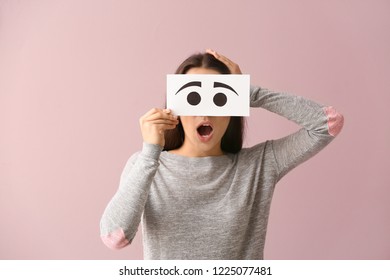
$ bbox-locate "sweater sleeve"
[100,142,162,249]
[250,85,344,180]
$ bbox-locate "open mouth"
[197,123,214,138]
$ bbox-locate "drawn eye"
[213,93,227,107]
[187,91,201,106]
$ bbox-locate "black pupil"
[213,93,227,107]
[187,91,201,106]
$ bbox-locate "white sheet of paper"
[167,74,250,116]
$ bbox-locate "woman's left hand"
[206,49,242,74]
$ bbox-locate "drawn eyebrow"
[213,82,238,95]
[175,81,202,95]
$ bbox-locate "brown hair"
[164,53,245,154]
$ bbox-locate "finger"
[143,112,179,124]
[146,119,179,126]
[216,53,234,66]
[164,108,178,119]
[142,109,177,122]
[141,108,163,120]
[206,49,239,70]
[142,108,175,119]
[216,55,241,74]
[206,48,225,59]
[155,123,178,134]
[160,123,178,130]
[145,112,178,123]
[206,48,218,57]
[206,49,228,62]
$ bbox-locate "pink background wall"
[1,0,389,259]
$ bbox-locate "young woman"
[100,50,344,259]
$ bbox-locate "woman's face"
[178,67,231,157]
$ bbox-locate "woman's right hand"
[206,49,242,74]
[139,108,179,147]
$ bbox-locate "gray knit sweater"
[100,85,344,259]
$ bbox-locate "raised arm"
[100,108,178,249]
[207,49,344,179]
[250,86,344,179]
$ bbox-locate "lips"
[196,122,214,142]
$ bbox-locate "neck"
[169,140,224,157]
